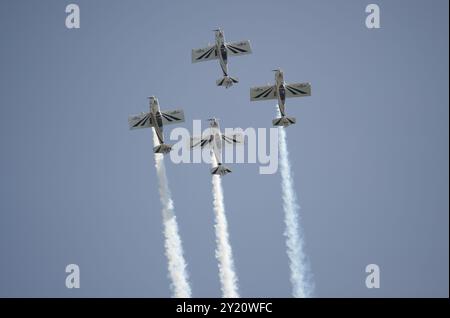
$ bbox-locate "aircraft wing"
[190,135,213,149]
[250,85,277,101]
[160,109,185,126]
[226,40,252,57]
[285,82,311,98]
[222,132,244,146]
[192,45,218,63]
[128,112,153,130]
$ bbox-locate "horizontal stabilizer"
[153,143,172,154]
[211,163,232,176]
[216,76,238,88]
[272,116,296,127]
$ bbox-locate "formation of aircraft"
[190,118,243,176]
[192,28,252,88]
[129,28,311,175]
[128,96,185,154]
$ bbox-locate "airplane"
[250,69,311,127]
[128,96,185,154]
[190,118,243,176]
[192,28,252,88]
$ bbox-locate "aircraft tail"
[211,163,232,176]
[273,116,296,127]
[153,143,172,154]
[216,76,238,89]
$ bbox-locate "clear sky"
[0,0,448,297]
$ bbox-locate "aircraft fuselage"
[275,70,287,116]
[208,119,223,165]
[215,31,228,76]
[148,96,165,144]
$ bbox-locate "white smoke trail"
[211,155,240,298]
[277,109,314,298]
[152,129,192,298]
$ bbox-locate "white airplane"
[128,96,185,154]
[250,69,311,127]
[192,28,252,88]
[190,118,243,176]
